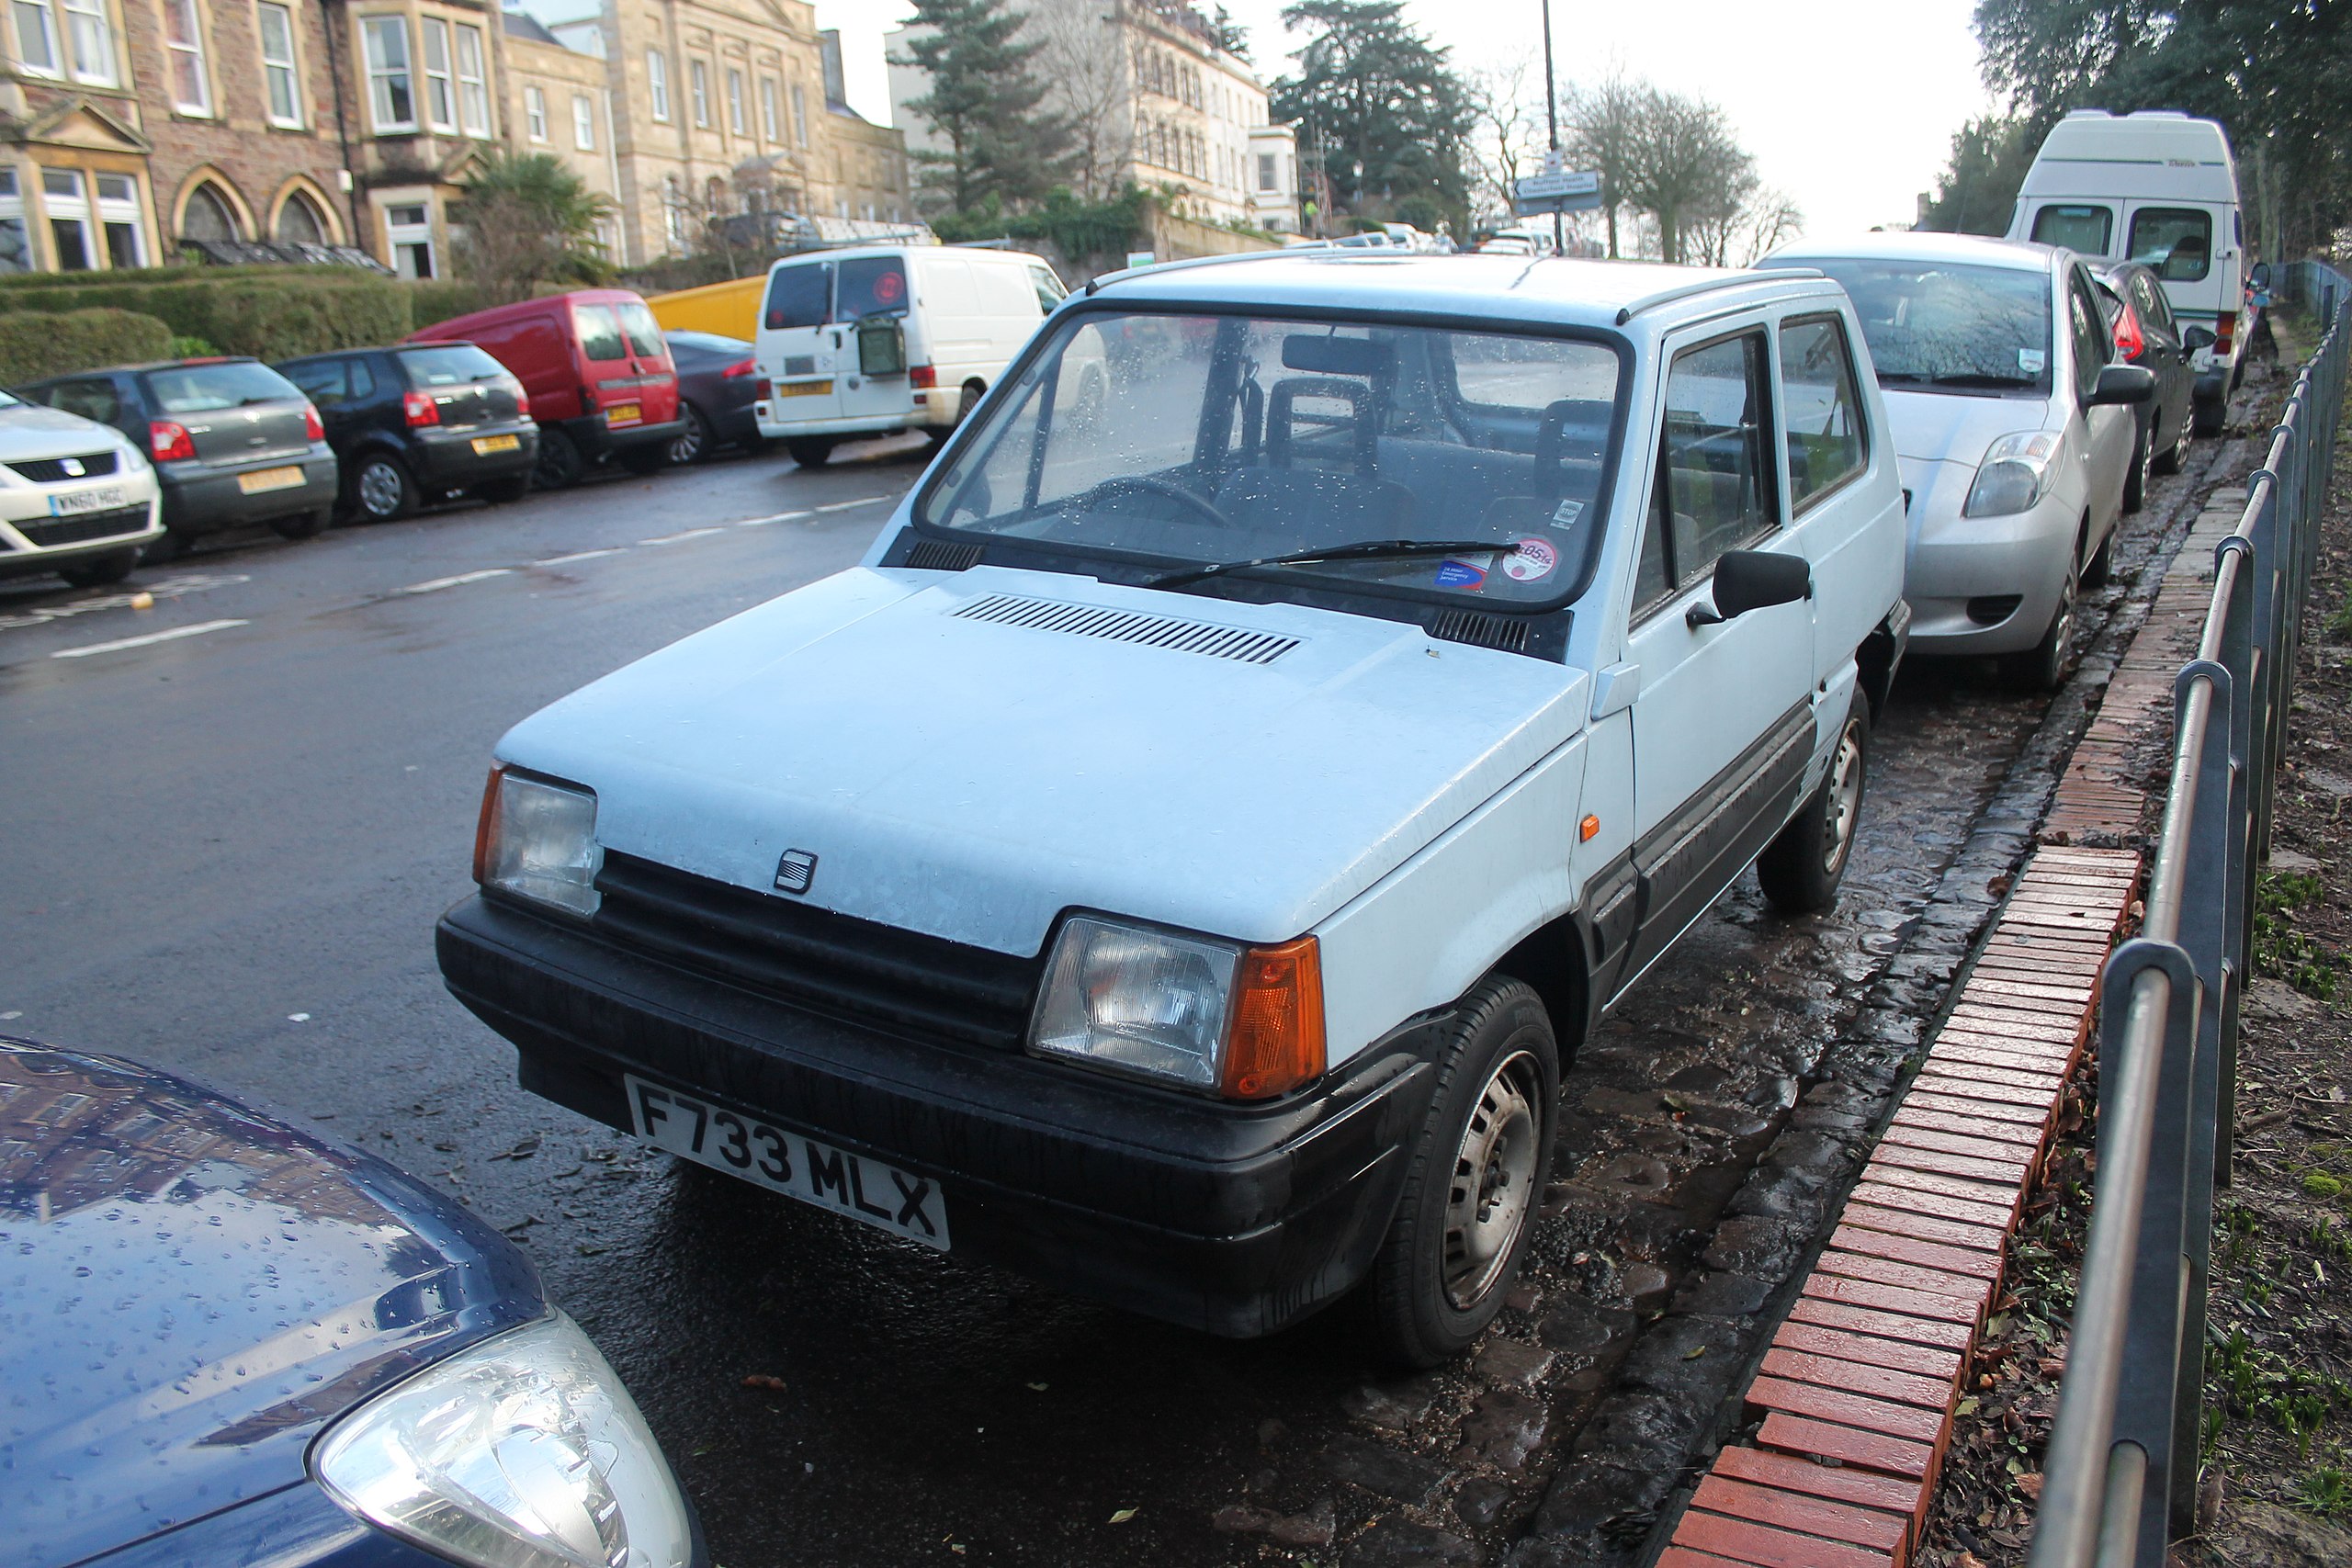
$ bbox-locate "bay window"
[454,22,487,135]
[361,15,414,132]
[419,16,453,131]
[256,1,301,126]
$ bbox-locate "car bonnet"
[0,1040,543,1566]
[1879,383,2060,469]
[500,564,1591,957]
[0,400,132,461]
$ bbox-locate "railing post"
[2242,471,2283,865]
[2209,549,2256,1187]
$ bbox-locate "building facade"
[887,0,1295,233]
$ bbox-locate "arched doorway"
[181,182,241,242]
[275,189,329,245]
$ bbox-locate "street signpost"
[1514,162,1603,224]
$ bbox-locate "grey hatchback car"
[16,357,339,557]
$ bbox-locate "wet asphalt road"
[0,433,2221,1567]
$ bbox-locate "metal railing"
[2030,265,2352,1568]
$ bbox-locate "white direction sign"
[1514,164,1602,217]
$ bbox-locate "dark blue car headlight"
[312,1313,691,1568]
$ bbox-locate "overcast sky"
[813,0,2000,242]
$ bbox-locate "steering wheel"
[1081,475,1238,530]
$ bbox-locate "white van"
[2007,109,2249,434]
[753,244,1068,468]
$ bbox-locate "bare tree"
[1619,86,1752,265]
[1028,0,1133,200]
[1561,73,1645,258]
[1465,59,1543,231]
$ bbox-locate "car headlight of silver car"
[1030,915,1325,1100]
[312,1313,694,1568]
[1962,430,2063,517]
[474,766,602,917]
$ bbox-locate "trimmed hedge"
[0,308,172,383]
[0,273,412,359]
[406,280,502,332]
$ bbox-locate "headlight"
[313,1313,694,1568]
[1962,430,2062,517]
[475,767,602,916]
[1030,916,1325,1099]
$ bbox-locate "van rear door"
[758,259,841,423]
[833,253,913,427]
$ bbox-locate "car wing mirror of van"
[1688,549,1812,628]
[2090,364,2157,407]
[2250,261,2274,292]
[2182,324,2218,353]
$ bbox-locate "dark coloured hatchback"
[0,1037,703,1568]
[278,343,539,524]
[15,357,339,557]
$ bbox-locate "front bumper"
[160,448,339,533]
[0,496,162,579]
[435,893,1438,1337]
[1901,477,2078,657]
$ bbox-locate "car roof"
[1083,253,1846,333]
[1770,231,2062,274]
[30,356,266,380]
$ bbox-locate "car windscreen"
[399,344,506,387]
[913,310,1626,605]
[1792,260,2052,396]
[143,361,301,413]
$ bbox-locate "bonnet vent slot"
[1429,608,1532,653]
[953,593,1300,665]
[905,537,983,571]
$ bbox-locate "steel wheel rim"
[358,461,403,516]
[1441,1050,1541,1310]
[1821,718,1864,874]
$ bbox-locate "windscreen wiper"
[1928,372,2038,389]
[1146,538,1502,591]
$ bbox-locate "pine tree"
[894,0,1074,217]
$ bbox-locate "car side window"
[576,305,627,362]
[1637,330,1776,619]
[2128,208,2212,282]
[349,358,376,400]
[2068,273,2109,403]
[2131,274,2174,337]
[1029,265,1067,316]
[49,376,119,423]
[1777,315,1867,513]
[286,360,348,405]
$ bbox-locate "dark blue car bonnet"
[0,1039,544,1565]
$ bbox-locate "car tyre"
[535,427,585,490]
[1362,976,1558,1369]
[142,525,192,563]
[1998,547,2079,693]
[2120,423,2151,515]
[269,508,328,541]
[786,437,835,469]
[668,403,711,466]
[475,474,531,504]
[56,547,140,588]
[1758,690,1869,915]
[2191,391,2225,438]
[352,453,419,523]
[2154,415,2190,477]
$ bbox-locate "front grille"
[591,852,1041,1051]
[1429,608,1532,653]
[10,451,119,484]
[19,506,149,547]
[954,592,1301,665]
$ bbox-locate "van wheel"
[57,547,139,588]
[270,509,328,541]
[352,454,419,522]
[1362,976,1557,1369]
[2192,391,2225,438]
[1758,689,1869,914]
[955,383,982,425]
[535,428,585,490]
[787,437,835,469]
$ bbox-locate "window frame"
[646,46,669,121]
[161,0,211,116]
[571,92,594,152]
[418,15,454,132]
[381,196,435,279]
[1774,311,1871,517]
[525,83,547,142]
[454,21,488,136]
[689,58,709,128]
[359,14,415,133]
[255,0,302,128]
[12,0,60,78]
[0,167,30,275]
[790,80,807,146]
[725,64,744,135]
[40,165,91,271]
[58,0,112,85]
[758,74,779,141]
[1633,323,1784,626]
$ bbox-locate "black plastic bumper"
[435,894,1442,1337]
[557,414,686,460]
[412,426,539,490]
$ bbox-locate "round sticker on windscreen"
[1502,536,1558,582]
[875,269,907,305]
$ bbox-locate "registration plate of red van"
[605,402,642,428]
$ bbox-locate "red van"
[410,289,683,489]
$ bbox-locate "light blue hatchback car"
[438,253,1910,1366]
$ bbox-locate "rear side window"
[44,377,119,423]
[400,344,504,387]
[144,361,300,413]
[1777,315,1867,512]
[576,305,627,362]
[2031,203,2114,255]
[286,357,376,404]
[1639,331,1777,615]
[834,256,908,321]
[2129,208,2212,282]
[1029,265,1066,315]
[764,262,830,329]
[2129,273,2175,335]
[2068,271,2110,401]
[617,302,665,357]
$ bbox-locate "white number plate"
[626,1076,949,1249]
[50,485,127,514]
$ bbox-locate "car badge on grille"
[774,849,819,896]
[60,457,83,477]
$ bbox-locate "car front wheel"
[352,454,418,522]
[57,547,139,588]
[669,403,711,465]
[1998,547,2079,693]
[1362,976,1558,1368]
[1758,689,1870,914]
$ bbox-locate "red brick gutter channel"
[1653,487,2257,1568]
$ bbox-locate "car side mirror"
[2182,324,2217,353]
[2250,262,2273,291]
[1688,549,1812,627]
[2091,364,2156,407]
